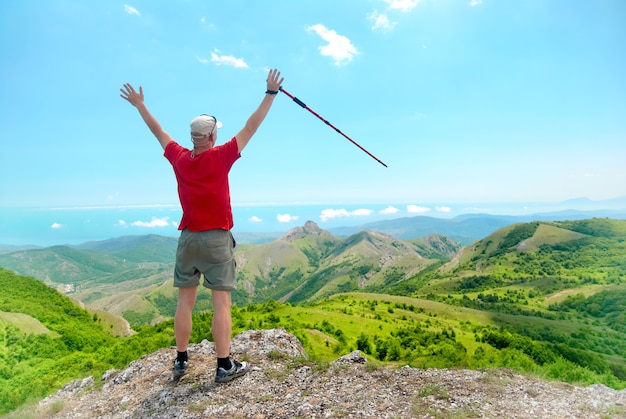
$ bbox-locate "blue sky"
[1,0,625,230]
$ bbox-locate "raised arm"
[235,69,284,154]
[120,83,173,150]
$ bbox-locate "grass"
[542,284,614,305]
[264,366,288,381]
[607,405,626,417]
[413,382,483,419]
[364,362,380,372]
[520,224,587,252]
[418,384,449,399]
[0,397,63,419]
[187,402,210,413]
[342,290,612,338]
[262,354,331,382]
[267,350,290,361]
[0,311,56,336]
[231,291,626,390]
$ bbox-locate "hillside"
[441,218,626,283]
[392,218,626,385]
[0,235,176,297]
[75,234,178,262]
[0,223,459,325]
[2,266,626,416]
[233,222,458,306]
[1,220,624,383]
[0,269,174,414]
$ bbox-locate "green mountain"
[387,218,626,383]
[75,234,178,262]
[0,235,176,315]
[0,222,459,325]
[439,218,626,288]
[1,219,624,373]
[1,217,626,414]
[329,210,626,244]
[0,269,174,413]
[233,221,460,305]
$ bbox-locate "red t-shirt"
[164,138,240,231]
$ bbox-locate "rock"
[230,328,307,358]
[36,329,626,419]
[331,350,368,365]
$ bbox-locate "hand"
[266,69,284,92]
[120,83,144,107]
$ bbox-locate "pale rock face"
[38,328,626,419]
[281,220,327,241]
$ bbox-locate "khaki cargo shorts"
[173,228,237,290]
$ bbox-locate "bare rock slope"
[38,329,626,419]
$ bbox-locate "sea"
[1,200,624,247]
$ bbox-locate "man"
[120,69,284,383]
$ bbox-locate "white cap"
[190,115,223,138]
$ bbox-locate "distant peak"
[281,221,327,241]
[303,220,322,234]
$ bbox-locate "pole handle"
[293,97,307,108]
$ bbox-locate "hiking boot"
[215,359,250,383]
[173,359,188,379]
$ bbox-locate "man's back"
[164,138,240,232]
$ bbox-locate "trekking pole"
[279,87,388,168]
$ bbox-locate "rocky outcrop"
[281,220,336,243]
[37,329,626,419]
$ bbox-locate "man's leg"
[212,289,250,383]
[211,290,232,358]
[175,286,198,352]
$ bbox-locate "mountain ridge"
[329,209,626,244]
[2,207,626,253]
[2,218,625,327]
[0,221,461,317]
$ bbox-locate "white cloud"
[209,49,249,68]
[277,213,299,223]
[249,216,263,223]
[131,216,170,228]
[380,206,400,214]
[470,0,483,6]
[384,0,420,12]
[369,0,419,33]
[307,24,358,66]
[368,10,397,32]
[117,220,128,227]
[319,208,374,222]
[407,205,431,214]
[436,206,452,213]
[51,222,63,229]
[320,208,349,222]
[124,4,140,15]
[196,56,210,65]
[353,208,374,216]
